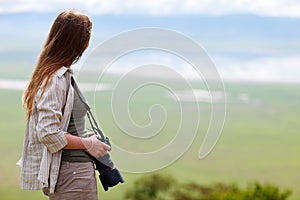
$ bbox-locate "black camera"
[92,137,124,191]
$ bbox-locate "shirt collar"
[55,66,73,78]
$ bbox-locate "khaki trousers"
[49,161,98,200]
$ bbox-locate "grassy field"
[0,78,299,200]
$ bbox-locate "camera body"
[93,136,124,191]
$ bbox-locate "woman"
[20,10,110,199]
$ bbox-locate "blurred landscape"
[0,11,299,199]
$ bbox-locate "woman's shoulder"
[54,66,73,79]
[36,66,72,98]
[50,66,73,86]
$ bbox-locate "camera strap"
[71,76,106,140]
[71,78,124,190]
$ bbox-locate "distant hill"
[1,12,299,83]
[1,12,299,44]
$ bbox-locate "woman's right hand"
[81,135,111,158]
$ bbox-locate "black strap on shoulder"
[71,76,106,140]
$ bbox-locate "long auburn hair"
[23,10,92,120]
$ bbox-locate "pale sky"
[1,0,300,18]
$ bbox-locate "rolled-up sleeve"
[36,76,68,153]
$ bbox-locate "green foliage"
[125,173,175,200]
[173,182,244,200]
[244,182,292,200]
[125,174,292,200]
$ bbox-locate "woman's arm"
[64,134,111,158]
[35,75,69,153]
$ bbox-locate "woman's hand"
[81,135,111,158]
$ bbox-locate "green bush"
[244,182,292,200]
[125,173,176,200]
[173,182,244,200]
[125,174,292,200]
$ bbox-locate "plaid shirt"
[20,67,74,194]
